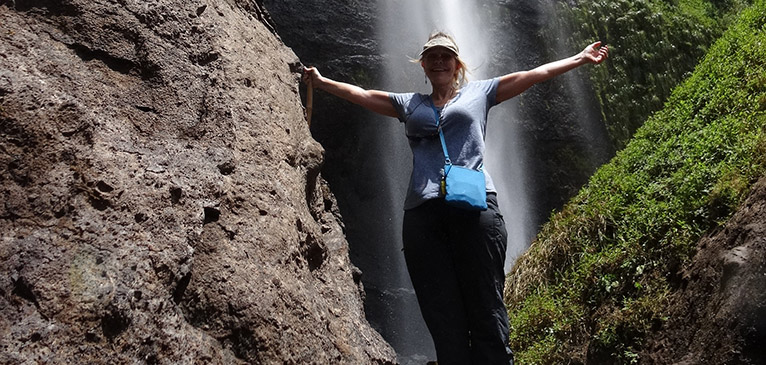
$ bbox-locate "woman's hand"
[581,41,609,65]
[303,66,321,87]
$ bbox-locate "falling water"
[372,0,533,363]
[262,0,612,362]
[376,0,535,276]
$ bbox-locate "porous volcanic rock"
[0,1,396,364]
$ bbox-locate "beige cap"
[419,33,459,57]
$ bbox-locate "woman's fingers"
[597,45,609,62]
[587,42,609,64]
[303,67,320,86]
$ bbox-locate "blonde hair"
[413,31,469,88]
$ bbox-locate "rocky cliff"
[0,1,396,363]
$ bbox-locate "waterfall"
[262,0,613,362]
[371,0,533,363]
[376,0,533,275]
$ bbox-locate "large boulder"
[0,1,395,364]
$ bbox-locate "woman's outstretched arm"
[495,41,609,104]
[304,67,398,118]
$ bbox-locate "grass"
[505,1,766,363]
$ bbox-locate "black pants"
[403,194,514,365]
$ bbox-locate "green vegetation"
[554,0,752,148]
[505,1,766,363]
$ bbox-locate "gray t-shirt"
[389,78,500,210]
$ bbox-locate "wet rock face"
[261,0,384,200]
[0,1,395,364]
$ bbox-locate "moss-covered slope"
[504,1,766,363]
[556,0,753,149]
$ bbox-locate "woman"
[304,32,608,364]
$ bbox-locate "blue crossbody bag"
[431,102,488,211]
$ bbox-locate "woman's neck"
[431,84,456,107]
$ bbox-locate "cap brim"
[419,45,459,57]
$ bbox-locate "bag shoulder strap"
[430,100,451,166]
[430,99,484,174]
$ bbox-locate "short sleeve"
[389,92,417,124]
[473,77,500,107]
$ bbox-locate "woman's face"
[421,47,459,86]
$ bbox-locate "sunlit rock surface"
[0,1,396,363]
